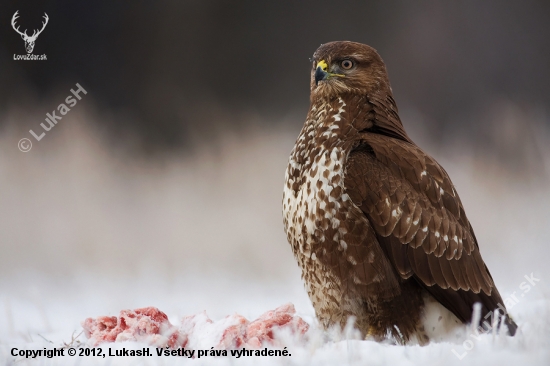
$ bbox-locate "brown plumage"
[282,41,517,344]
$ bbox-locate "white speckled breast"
[283,98,349,259]
[282,98,362,326]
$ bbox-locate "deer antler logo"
[11,11,49,54]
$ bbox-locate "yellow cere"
[316,59,345,79]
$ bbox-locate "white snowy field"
[1,106,550,365]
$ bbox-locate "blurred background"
[0,0,549,344]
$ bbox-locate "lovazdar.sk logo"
[12,10,48,60]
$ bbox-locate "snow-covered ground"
[1,109,549,365]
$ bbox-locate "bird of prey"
[282,41,517,344]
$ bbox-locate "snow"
[3,297,550,366]
[1,113,550,365]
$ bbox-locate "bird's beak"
[315,60,345,85]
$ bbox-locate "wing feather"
[344,134,514,330]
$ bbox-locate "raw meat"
[82,303,309,350]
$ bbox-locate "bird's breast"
[283,99,355,262]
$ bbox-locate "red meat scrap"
[82,303,309,350]
[246,303,309,347]
[182,311,250,349]
[176,304,309,349]
[82,307,186,348]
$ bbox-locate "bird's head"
[310,41,392,102]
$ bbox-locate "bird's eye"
[341,60,354,70]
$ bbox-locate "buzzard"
[282,41,517,344]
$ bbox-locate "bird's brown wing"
[344,133,514,330]
[312,195,403,302]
